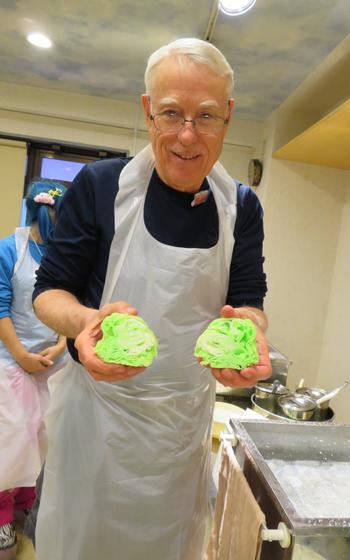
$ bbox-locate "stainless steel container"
[296,383,348,421]
[251,394,335,423]
[230,420,350,560]
[255,381,290,413]
[277,394,316,421]
[296,387,330,421]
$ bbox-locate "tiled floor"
[16,531,35,560]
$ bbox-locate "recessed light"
[26,33,52,49]
[219,0,256,16]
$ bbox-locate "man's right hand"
[74,301,146,382]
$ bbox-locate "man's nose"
[177,120,198,143]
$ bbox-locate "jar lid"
[278,394,316,412]
[302,388,327,400]
[255,382,275,394]
[256,380,286,394]
[274,385,290,396]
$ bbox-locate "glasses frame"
[149,106,230,136]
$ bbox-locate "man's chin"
[166,168,205,192]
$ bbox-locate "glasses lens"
[153,115,181,133]
[196,119,225,135]
[153,115,225,135]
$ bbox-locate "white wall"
[259,107,350,422]
[264,159,347,378]
[316,183,350,421]
[0,138,26,236]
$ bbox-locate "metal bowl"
[250,395,335,423]
[251,395,294,421]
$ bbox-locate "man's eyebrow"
[197,100,220,109]
[155,97,178,106]
[153,99,222,113]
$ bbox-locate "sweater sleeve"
[226,184,267,309]
[0,235,17,318]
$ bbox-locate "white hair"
[144,38,234,97]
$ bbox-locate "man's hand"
[74,301,146,382]
[208,305,271,389]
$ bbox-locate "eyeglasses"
[150,110,229,135]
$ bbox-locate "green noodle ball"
[194,317,258,370]
[94,313,158,367]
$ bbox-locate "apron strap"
[13,227,30,276]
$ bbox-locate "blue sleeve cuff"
[0,234,17,316]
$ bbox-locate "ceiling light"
[26,33,52,48]
[219,0,256,16]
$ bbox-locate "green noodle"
[194,318,258,369]
[94,313,158,367]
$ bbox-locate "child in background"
[0,180,68,559]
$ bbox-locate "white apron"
[0,228,67,491]
[36,145,237,560]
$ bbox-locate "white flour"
[266,459,350,519]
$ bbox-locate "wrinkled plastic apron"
[36,145,237,560]
[0,228,65,491]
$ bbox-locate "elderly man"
[33,38,271,560]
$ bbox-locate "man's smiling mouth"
[172,152,200,160]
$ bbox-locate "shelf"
[273,97,350,170]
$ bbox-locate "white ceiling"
[1,0,350,121]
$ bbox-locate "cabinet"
[273,98,350,170]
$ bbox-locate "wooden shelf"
[273,98,350,170]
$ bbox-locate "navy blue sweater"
[33,158,267,361]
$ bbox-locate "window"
[24,141,126,193]
[40,157,86,183]
[20,141,126,224]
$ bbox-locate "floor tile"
[16,532,35,560]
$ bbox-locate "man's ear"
[141,94,152,126]
[226,98,235,122]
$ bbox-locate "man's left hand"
[209,305,272,389]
